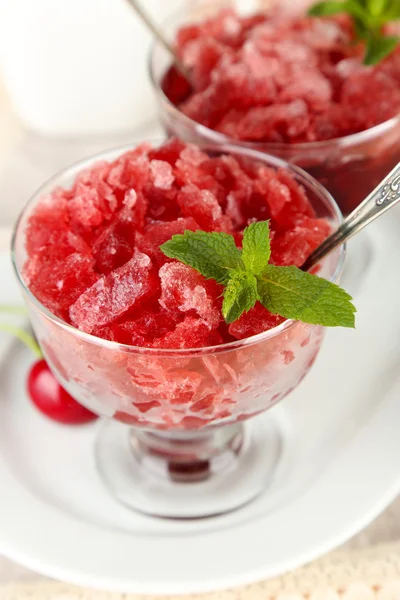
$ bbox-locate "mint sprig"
[161,222,356,328]
[257,265,355,327]
[308,0,399,65]
[222,270,258,324]
[161,230,242,284]
[242,221,271,275]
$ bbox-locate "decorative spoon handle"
[302,162,400,272]
[124,0,190,80]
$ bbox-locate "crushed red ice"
[159,262,222,329]
[69,250,157,334]
[162,8,400,142]
[24,139,329,347]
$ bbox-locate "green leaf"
[161,221,356,329]
[309,0,399,64]
[364,34,398,64]
[308,0,350,16]
[222,270,258,324]
[257,265,356,328]
[242,221,271,276]
[367,0,388,17]
[161,230,242,284]
[349,0,375,20]
[309,0,369,21]
[382,2,400,20]
[353,16,370,39]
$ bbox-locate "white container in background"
[0,0,182,137]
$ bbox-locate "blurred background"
[0,0,176,231]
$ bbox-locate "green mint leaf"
[364,34,398,64]
[257,265,356,328]
[160,230,242,284]
[308,0,398,64]
[222,270,258,324]
[241,221,271,276]
[349,0,374,20]
[382,2,400,20]
[353,16,370,39]
[367,0,388,17]
[308,1,351,16]
[161,221,356,329]
[310,0,370,21]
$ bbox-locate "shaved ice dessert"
[24,139,330,346]
[163,9,400,142]
[20,140,337,429]
[154,7,400,213]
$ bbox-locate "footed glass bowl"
[12,141,344,518]
[149,1,400,216]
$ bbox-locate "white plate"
[0,208,400,595]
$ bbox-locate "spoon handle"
[124,0,190,79]
[302,161,400,272]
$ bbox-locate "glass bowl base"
[95,417,282,519]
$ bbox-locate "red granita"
[158,262,222,330]
[228,303,285,340]
[97,311,174,347]
[69,250,158,334]
[24,139,329,347]
[136,216,198,265]
[162,9,400,143]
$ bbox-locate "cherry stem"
[0,304,28,315]
[0,324,42,358]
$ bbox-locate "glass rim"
[11,140,345,357]
[148,5,400,151]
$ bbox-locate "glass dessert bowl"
[12,139,344,519]
[149,1,400,215]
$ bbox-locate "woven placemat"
[2,542,400,600]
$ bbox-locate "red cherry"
[27,359,97,425]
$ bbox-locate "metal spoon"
[124,0,191,81]
[301,162,400,272]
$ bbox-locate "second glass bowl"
[149,1,400,215]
